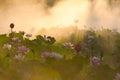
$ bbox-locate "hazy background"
[0,0,120,35]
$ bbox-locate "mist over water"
[0,0,120,35]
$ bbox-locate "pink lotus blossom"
[90,56,100,66]
[51,52,63,59]
[18,45,30,53]
[41,52,53,58]
[62,42,74,49]
[12,37,21,43]
[41,52,63,59]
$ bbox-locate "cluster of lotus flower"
[2,23,102,66]
[3,42,30,60]
[41,52,63,59]
[62,42,82,53]
[3,43,29,52]
[3,23,31,60]
[62,41,101,66]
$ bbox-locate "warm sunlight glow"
[0,0,120,36]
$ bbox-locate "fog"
[0,0,120,35]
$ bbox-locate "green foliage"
[75,65,116,80]
[0,34,9,46]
